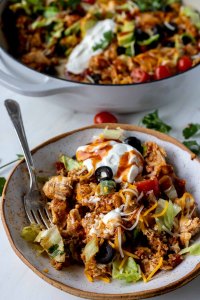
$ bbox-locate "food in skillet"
[3,0,200,84]
[21,128,200,283]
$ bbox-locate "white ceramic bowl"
[2,124,200,300]
[0,1,200,113]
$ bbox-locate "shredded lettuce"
[179,243,200,256]
[138,34,160,46]
[181,6,200,29]
[82,236,99,262]
[35,225,65,263]
[21,224,42,242]
[101,128,125,141]
[156,199,181,232]
[60,155,81,171]
[112,257,141,283]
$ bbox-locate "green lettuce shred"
[155,199,181,232]
[181,6,200,29]
[35,225,65,263]
[179,243,200,256]
[112,257,141,283]
[21,224,42,242]
[101,128,125,141]
[60,155,81,171]
[82,236,99,262]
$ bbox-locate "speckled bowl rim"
[1,124,200,300]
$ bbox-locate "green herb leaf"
[93,31,114,51]
[183,123,200,139]
[0,154,24,170]
[48,244,59,253]
[48,244,65,257]
[0,177,6,196]
[141,110,172,133]
[135,0,180,12]
[183,140,200,155]
[66,0,81,10]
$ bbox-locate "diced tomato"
[94,111,118,124]
[82,0,96,4]
[178,56,193,72]
[135,179,160,197]
[131,68,150,83]
[155,65,171,80]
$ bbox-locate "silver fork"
[5,99,52,229]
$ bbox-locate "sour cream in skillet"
[76,140,144,183]
[66,19,115,74]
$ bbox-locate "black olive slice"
[124,137,143,154]
[95,166,113,182]
[96,242,115,264]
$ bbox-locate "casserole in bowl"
[2,124,200,299]
[0,0,200,112]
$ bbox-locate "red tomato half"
[155,65,171,80]
[178,56,192,72]
[135,179,160,197]
[94,112,118,124]
[131,68,150,83]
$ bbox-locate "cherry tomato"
[155,65,171,80]
[131,68,150,83]
[135,179,160,197]
[178,56,193,72]
[82,0,96,3]
[94,112,118,124]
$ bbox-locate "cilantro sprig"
[93,31,114,51]
[141,110,172,134]
[141,111,200,155]
[183,123,200,139]
[0,177,6,196]
[183,141,200,155]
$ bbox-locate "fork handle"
[5,99,38,190]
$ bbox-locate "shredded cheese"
[108,241,139,259]
[119,190,126,203]
[119,257,127,270]
[123,250,139,260]
[179,192,194,212]
[141,271,147,283]
[152,201,169,218]
[85,272,93,282]
[98,276,111,283]
[108,241,115,249]
[146,257,163,282]
[143,202,158,217]
[80,169,94,181]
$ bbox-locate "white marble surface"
[1,83,200,300]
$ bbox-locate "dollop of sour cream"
[76,140,143,183]
[66,19,115,74]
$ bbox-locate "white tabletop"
[1,84,200,300]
